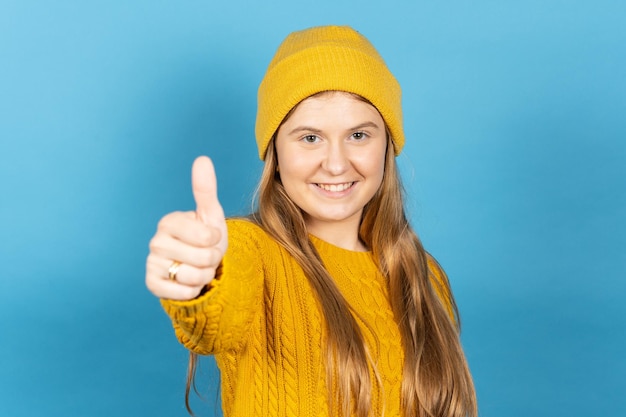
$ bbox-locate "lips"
[315,182,355,192]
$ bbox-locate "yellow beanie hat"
[255,25,404,160]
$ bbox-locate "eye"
[302,134,319,143]
[351,131,367,140]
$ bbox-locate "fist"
[145,156,228,300]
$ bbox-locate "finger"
[146,256,209,300]
[149,235,224,268]
[192,156,225,227]
[145,270,206,301]
[147,255,217,287]
[157,211,220,247]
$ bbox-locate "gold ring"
[168,261,182,281]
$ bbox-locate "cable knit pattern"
[161,219,453,417]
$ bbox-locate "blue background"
[1,1,624,416]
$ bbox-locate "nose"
[321,141,350,175]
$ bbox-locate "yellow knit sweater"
[161,219,453,417]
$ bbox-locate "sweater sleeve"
[160,219,265,354]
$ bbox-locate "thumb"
[191,156,225,226]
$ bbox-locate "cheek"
[277,157,309,196]
[277,147,318,182]
[276,143,300,170]
[373,144,388,180]
[357,149,386,179]
[360,151,387,195]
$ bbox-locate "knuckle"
[205,248,219,267]
[145,274,160,295]
[182,286,202,300]
[145,257,165,280]
[148,234,166,253]
[145,253,158,267]
[192,248,213,267]
[196,227,213,246]
[196,226,223,247]
[156,215,171,231]
[157,211,182,230]
[148,236,158,251]
[186,268,205,286]
[206,267,217,281]
[210,247,225,264]
[209,227,222,244]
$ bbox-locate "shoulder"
[226,217,265,236]
[225,217,280,253]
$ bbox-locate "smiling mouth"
[315,182,355,192]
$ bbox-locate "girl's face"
[275,91,387,238]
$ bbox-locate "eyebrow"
[287,121,381,136]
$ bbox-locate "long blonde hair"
[186,96,477,417]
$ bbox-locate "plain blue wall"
[1,1,624,416]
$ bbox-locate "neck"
[304,217,368,252]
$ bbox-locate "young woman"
[146,25,477,417]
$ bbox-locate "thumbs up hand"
[146,156,228,300]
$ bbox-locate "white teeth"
[318,182,353,192]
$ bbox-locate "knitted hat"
[255,25,404,160]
